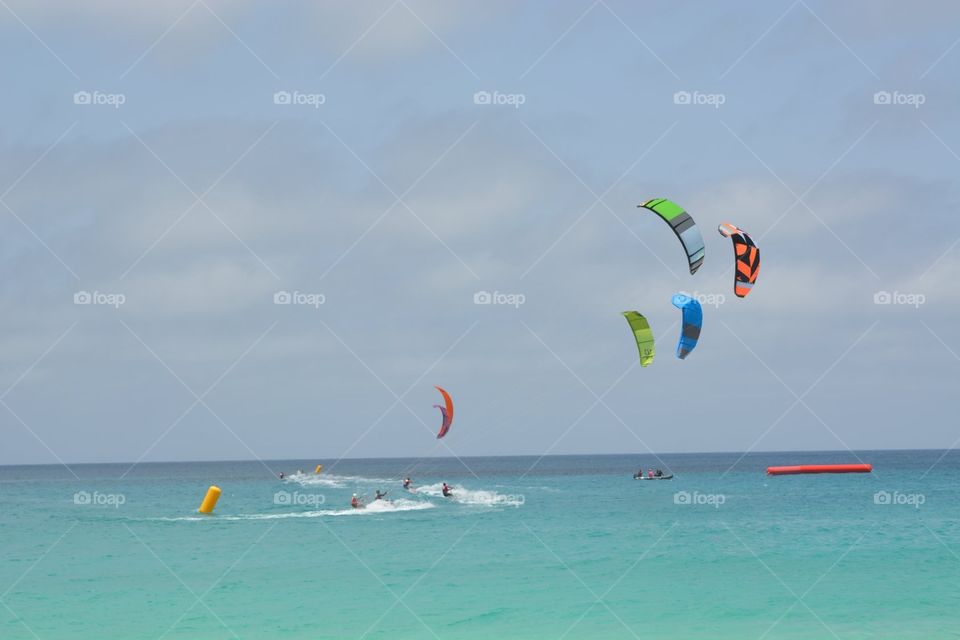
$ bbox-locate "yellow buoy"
[315,464,323,474]
[198,485,221,514]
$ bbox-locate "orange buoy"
[198,485,222,513]
[767,464,872,475]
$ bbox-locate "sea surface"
[1,450,958,639]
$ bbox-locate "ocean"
[1,450,958,638]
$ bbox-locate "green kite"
[622,311,655,367]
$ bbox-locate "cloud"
[1,2,959,463]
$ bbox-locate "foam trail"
[150,498,434,522]
[417,483,524,507]
[284,472,395,489]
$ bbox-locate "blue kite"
[671,293,702,359]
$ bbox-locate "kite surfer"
[441,482,453,498]
[351,494,364,509]
[402,477,413,490]
[374,490,388,501]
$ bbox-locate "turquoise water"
[2,451,958,638]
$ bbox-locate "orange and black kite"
[717,223,759,298]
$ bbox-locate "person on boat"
[648,469,654,478]
[441,482,453,497]
[374,490,388,501]
[402,477,412,490]
[655,469,663,477]
[351,493,363,509]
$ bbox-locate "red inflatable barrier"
[767,464,872,475]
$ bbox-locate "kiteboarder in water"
[351,494,364,509]
[374,490,388,501]
[442,483,453,498]
[402,477,412,490]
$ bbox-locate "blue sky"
[1,1,959,465]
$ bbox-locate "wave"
[416,482,524,507]
[521,485,561,493]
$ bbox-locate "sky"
[1,0,958,466]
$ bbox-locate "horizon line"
[0,446,952,468]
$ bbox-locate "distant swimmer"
[351,493,365,509]
[441,482,453,498]
[402,477,412,490]
[374,490,388,501]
